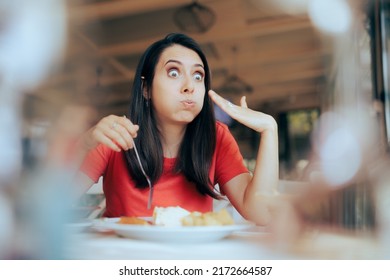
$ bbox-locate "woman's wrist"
[256,115,277,134]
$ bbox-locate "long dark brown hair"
[124,33,219,199]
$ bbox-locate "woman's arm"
[208,90,279,225]
[64,114,140,175]
[46,106,140,170]
[74,115,139,195]
[48,109,140,199]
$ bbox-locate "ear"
[141,76,149,99]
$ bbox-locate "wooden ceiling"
[32,0,331,121]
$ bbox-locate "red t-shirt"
[79,121,248,217]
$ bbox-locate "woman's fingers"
[240,96,248,108]
[91,128,121,152]
[208,90,240,116]
[119,115,139,138]
[209,90,276,133]
[93,115,140,152]
[106,125,132,150]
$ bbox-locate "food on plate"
[117,216,150,225]
[153,206,235,226]
[153,206,190,226]
[181,208,235,226]
[116,207,236,227]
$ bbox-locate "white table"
[64,227,293,260]
[63,223,384,260]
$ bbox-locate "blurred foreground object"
[0,0,70,258]
[308,0,352,34]
[266,107,384,259]
[259,0,352,34]
[0,0,67,91]
[0,0,68,183]
[262,0,388,259]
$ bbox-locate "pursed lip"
[181,99,196,108]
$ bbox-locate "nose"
[181,75,194,94]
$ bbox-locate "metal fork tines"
[130,138,153,209]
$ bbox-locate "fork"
[129,137,153,209]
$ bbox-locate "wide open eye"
[193,72,204,81]
[168,68,180,78]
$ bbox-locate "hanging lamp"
[173,1,216,33]
[219,46,253,95]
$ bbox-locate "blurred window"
[278,108,320,179]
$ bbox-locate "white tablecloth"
[64,228,293,260]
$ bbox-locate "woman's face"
[150,44,206,127]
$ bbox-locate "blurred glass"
[262,0,388,259]
[0,0,82,259]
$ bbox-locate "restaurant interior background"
[2,0,390,259]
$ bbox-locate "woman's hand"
[208,90,276,133]
[83,115,139,152]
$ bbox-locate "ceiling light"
[173,1,216,33]
[219,74,253,95]
[219,46,253,95]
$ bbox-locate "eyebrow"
[165,59,204,69]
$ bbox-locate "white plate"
[65,220,93,233]
[93,218,254,243]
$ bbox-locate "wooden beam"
[75,31,133,78]
[70,0,185,23]
[96,14,312,57]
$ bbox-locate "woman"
[76,33,279,225]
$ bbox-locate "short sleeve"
[79,144,113,183]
